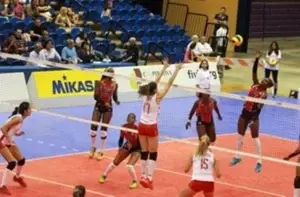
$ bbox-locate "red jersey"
[244,85,267,112]
[121,123,139,146]
[98,80,116,103]
[196,98,215,123]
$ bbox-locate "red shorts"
[138,122,158,137]
[188,180,214,193]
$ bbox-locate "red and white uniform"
[98,80,116,103]
[244,84,267,112]
[0,114,23,146]
[196,98,215,123]
[138,94,160,137]
[189,151,215,193]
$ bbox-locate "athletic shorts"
[240,108,259,122]
[94,101,112,113]
[196,117,214,127]
[188,180,214,193]
[138,122,158,137]
[122,142,141,153]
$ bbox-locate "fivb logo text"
[187,69,218,80]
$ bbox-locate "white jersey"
[192,151,215,182]
[140,94,160,125]
[0,114,23,145]
[265,50,282,70]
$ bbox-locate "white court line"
[260,133,298,143]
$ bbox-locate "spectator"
[101,0,113,18]
[216,23,228,56]
[36,0,52,21]
[30,17,46,41]
[15,29,28,54]
[39,40,61,62]
[186,35,202,57]
[0,0,13,17]
[122,37,139,65]
[213,7,228,35]
[28,42,46,67]
[13,0,25,19]
[61,39,81,64]
[184,42,197,63]
[198,36,213,56]
[67,8,79,26]
[40,30,54,46]
[77,41,98,63]
[55,7,73,28]
[265,41,281,98]
[2,33,18,54]
[73,185,86,197]
[75,32,90,48]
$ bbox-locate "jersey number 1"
[143,103,150,114]
[200,158,209,170]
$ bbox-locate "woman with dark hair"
[0,102,32,195]
[99,113,140,189]
[138,60,182,190]
[196,60,210,98]
[230,52,274,173]
[39,40,61,62]
[89,67,120,161]
[265,41,282,98]
[186,93,222,143]
[73,185,86,197]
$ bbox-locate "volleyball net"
[0,52,299,170]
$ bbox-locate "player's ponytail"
[138,81,157,96]
[10,107,19,117]
[10,102,30,117]
[196,135,210,156]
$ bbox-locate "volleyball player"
[186,93,222,143]
[138,60,183,190]
[283,136,300,197]
[179,135,221,197]
[99,113,140,189]
[230,52,274,173]
[89,67,120,161]
[0,102,31,195]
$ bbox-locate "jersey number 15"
[200,158,209,170]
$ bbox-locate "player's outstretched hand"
[16,131,25,136]
[218,115,223,121]
[176,63,183,70]
[185,121,191,130]
[162,58,169,68]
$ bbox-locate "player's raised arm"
[157,63,183,100]
[252,52,261,85]
[155,58,170,84]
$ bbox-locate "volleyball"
[231,35,244,46]
[268,59,277,66]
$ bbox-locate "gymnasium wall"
[163,0,239,36]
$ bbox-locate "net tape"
[0,52,299,168]
[1,52,300,111]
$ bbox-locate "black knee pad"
[18,158,25,166]
[7,161,16,171]
[100,126,108,131]
[149,152,158,161]
[294,176,300,188]
[91,125,98,131]
[141,151,149,160]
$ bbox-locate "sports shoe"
[99,175,106,184]
[129,180,138,189]
[230,157,242,166]
[89,147,96,159]
[147,178,153,190]
[0,186,11,195]
[139,177,148,188]
[13,176,27,187]
[96,151,104,161]
[255,162,262,173]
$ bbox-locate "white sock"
[16,165,23,177]
[294,189,300,197]
[140,160,148,178]
[99,131,107,152]
[103,162,116,176]
[127,165,137,181]
[90,130,97,148]
[147,160,156,181]
[253,137,262,163]
[236,134,244,159]
[1,168,10,187]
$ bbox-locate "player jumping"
[230,52,274,173]
[179,135,221,197]
[89,67,120,160]
[99,113,140,189]
[0,102,32,195]
[186,93,222,143]
[138,59,183,190]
